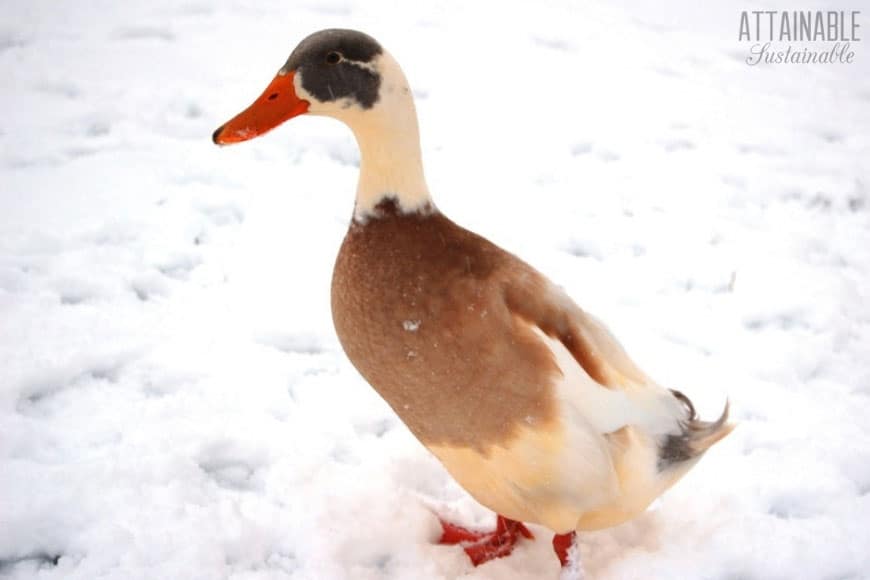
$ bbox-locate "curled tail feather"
[659,393,734,469]
[686,399,734,454]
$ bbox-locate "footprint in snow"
[183,101,203,119]
[199,459,261,491]
[84,120,111,138]
[196,202,244,226]
[768,496,816,520]
[265,552,300,574]
[848,196,866,213]
[130,273,169,302]
[744,313,809,332]
[815,129,843,144]
[197,442,265,491]
[354,416,397,438]
[156,252,202,280]
[17,362,126,416]
[0,553,62,574]
[256,332,328,355]
[0,29,30,52]
[563,239,603,261]
[59,291,89,306]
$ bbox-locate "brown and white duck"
[213,28,733,578]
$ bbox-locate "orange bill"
[212,71,309,145]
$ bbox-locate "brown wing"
[502,266,651,390]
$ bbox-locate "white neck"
[303,52,433,221]
[351,92,431,220]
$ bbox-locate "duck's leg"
[438,514,534,566]
[553,531,584,579]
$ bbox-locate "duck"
[212,28,734,578]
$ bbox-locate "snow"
[1,0,869,579]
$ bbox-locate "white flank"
[530,323,684,439]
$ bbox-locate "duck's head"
[213,29,401,145]
[214,28,431,218]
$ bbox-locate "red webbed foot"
[437,514,534,566]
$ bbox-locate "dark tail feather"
[659,393,734,469]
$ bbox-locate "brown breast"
[330,200,559,452]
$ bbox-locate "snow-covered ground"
[2,0,869,578]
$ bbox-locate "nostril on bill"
[267,93,279,101]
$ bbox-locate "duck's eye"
[325,51,342,65]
